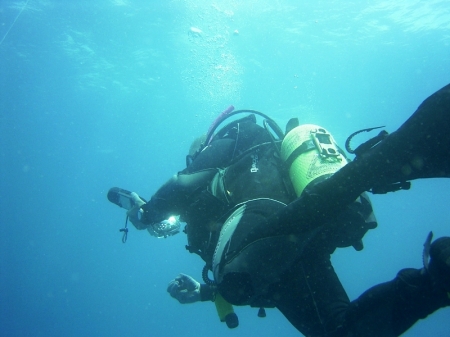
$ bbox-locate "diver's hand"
[126,192,147,230]
[320,193,378,251]
[167,274,201,304]
[324,208,377,251]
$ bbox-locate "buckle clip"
[311,129,341,159]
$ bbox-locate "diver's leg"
[268,84,450,238]
[342,237,450,336]
[214,199,323,306]
[275,237,450,337]
[311,83,450,211]
[342,268,449,336]
[213,199,364,336]
[274,249,350,337]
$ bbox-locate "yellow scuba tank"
[214,293,239,328]
[281,124,348,197]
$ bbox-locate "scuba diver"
[108,83,450,336]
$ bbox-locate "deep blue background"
[1,1,450,336]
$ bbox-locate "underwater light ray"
[0,0,30,47]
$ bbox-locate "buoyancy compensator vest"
[183,109,294,260]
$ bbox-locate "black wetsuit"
[140,85,450,336]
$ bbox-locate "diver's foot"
[429,237,450,294]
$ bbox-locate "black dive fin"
[423,231,434,270]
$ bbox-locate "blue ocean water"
[1,1,449,336]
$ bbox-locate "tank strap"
[284,140,316,168]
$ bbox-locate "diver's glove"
[107,187,148,230]
[330,209,377,251]
[126,192,147,230]
[319,194,377,252]
[167,274,202,304]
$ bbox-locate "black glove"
[167,274,201,304]
[318,195,378,251]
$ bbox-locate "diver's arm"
[130,137,233,231]
[139,175,185,226]
[140,169,219,225]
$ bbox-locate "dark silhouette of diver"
[108,83,450,336]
